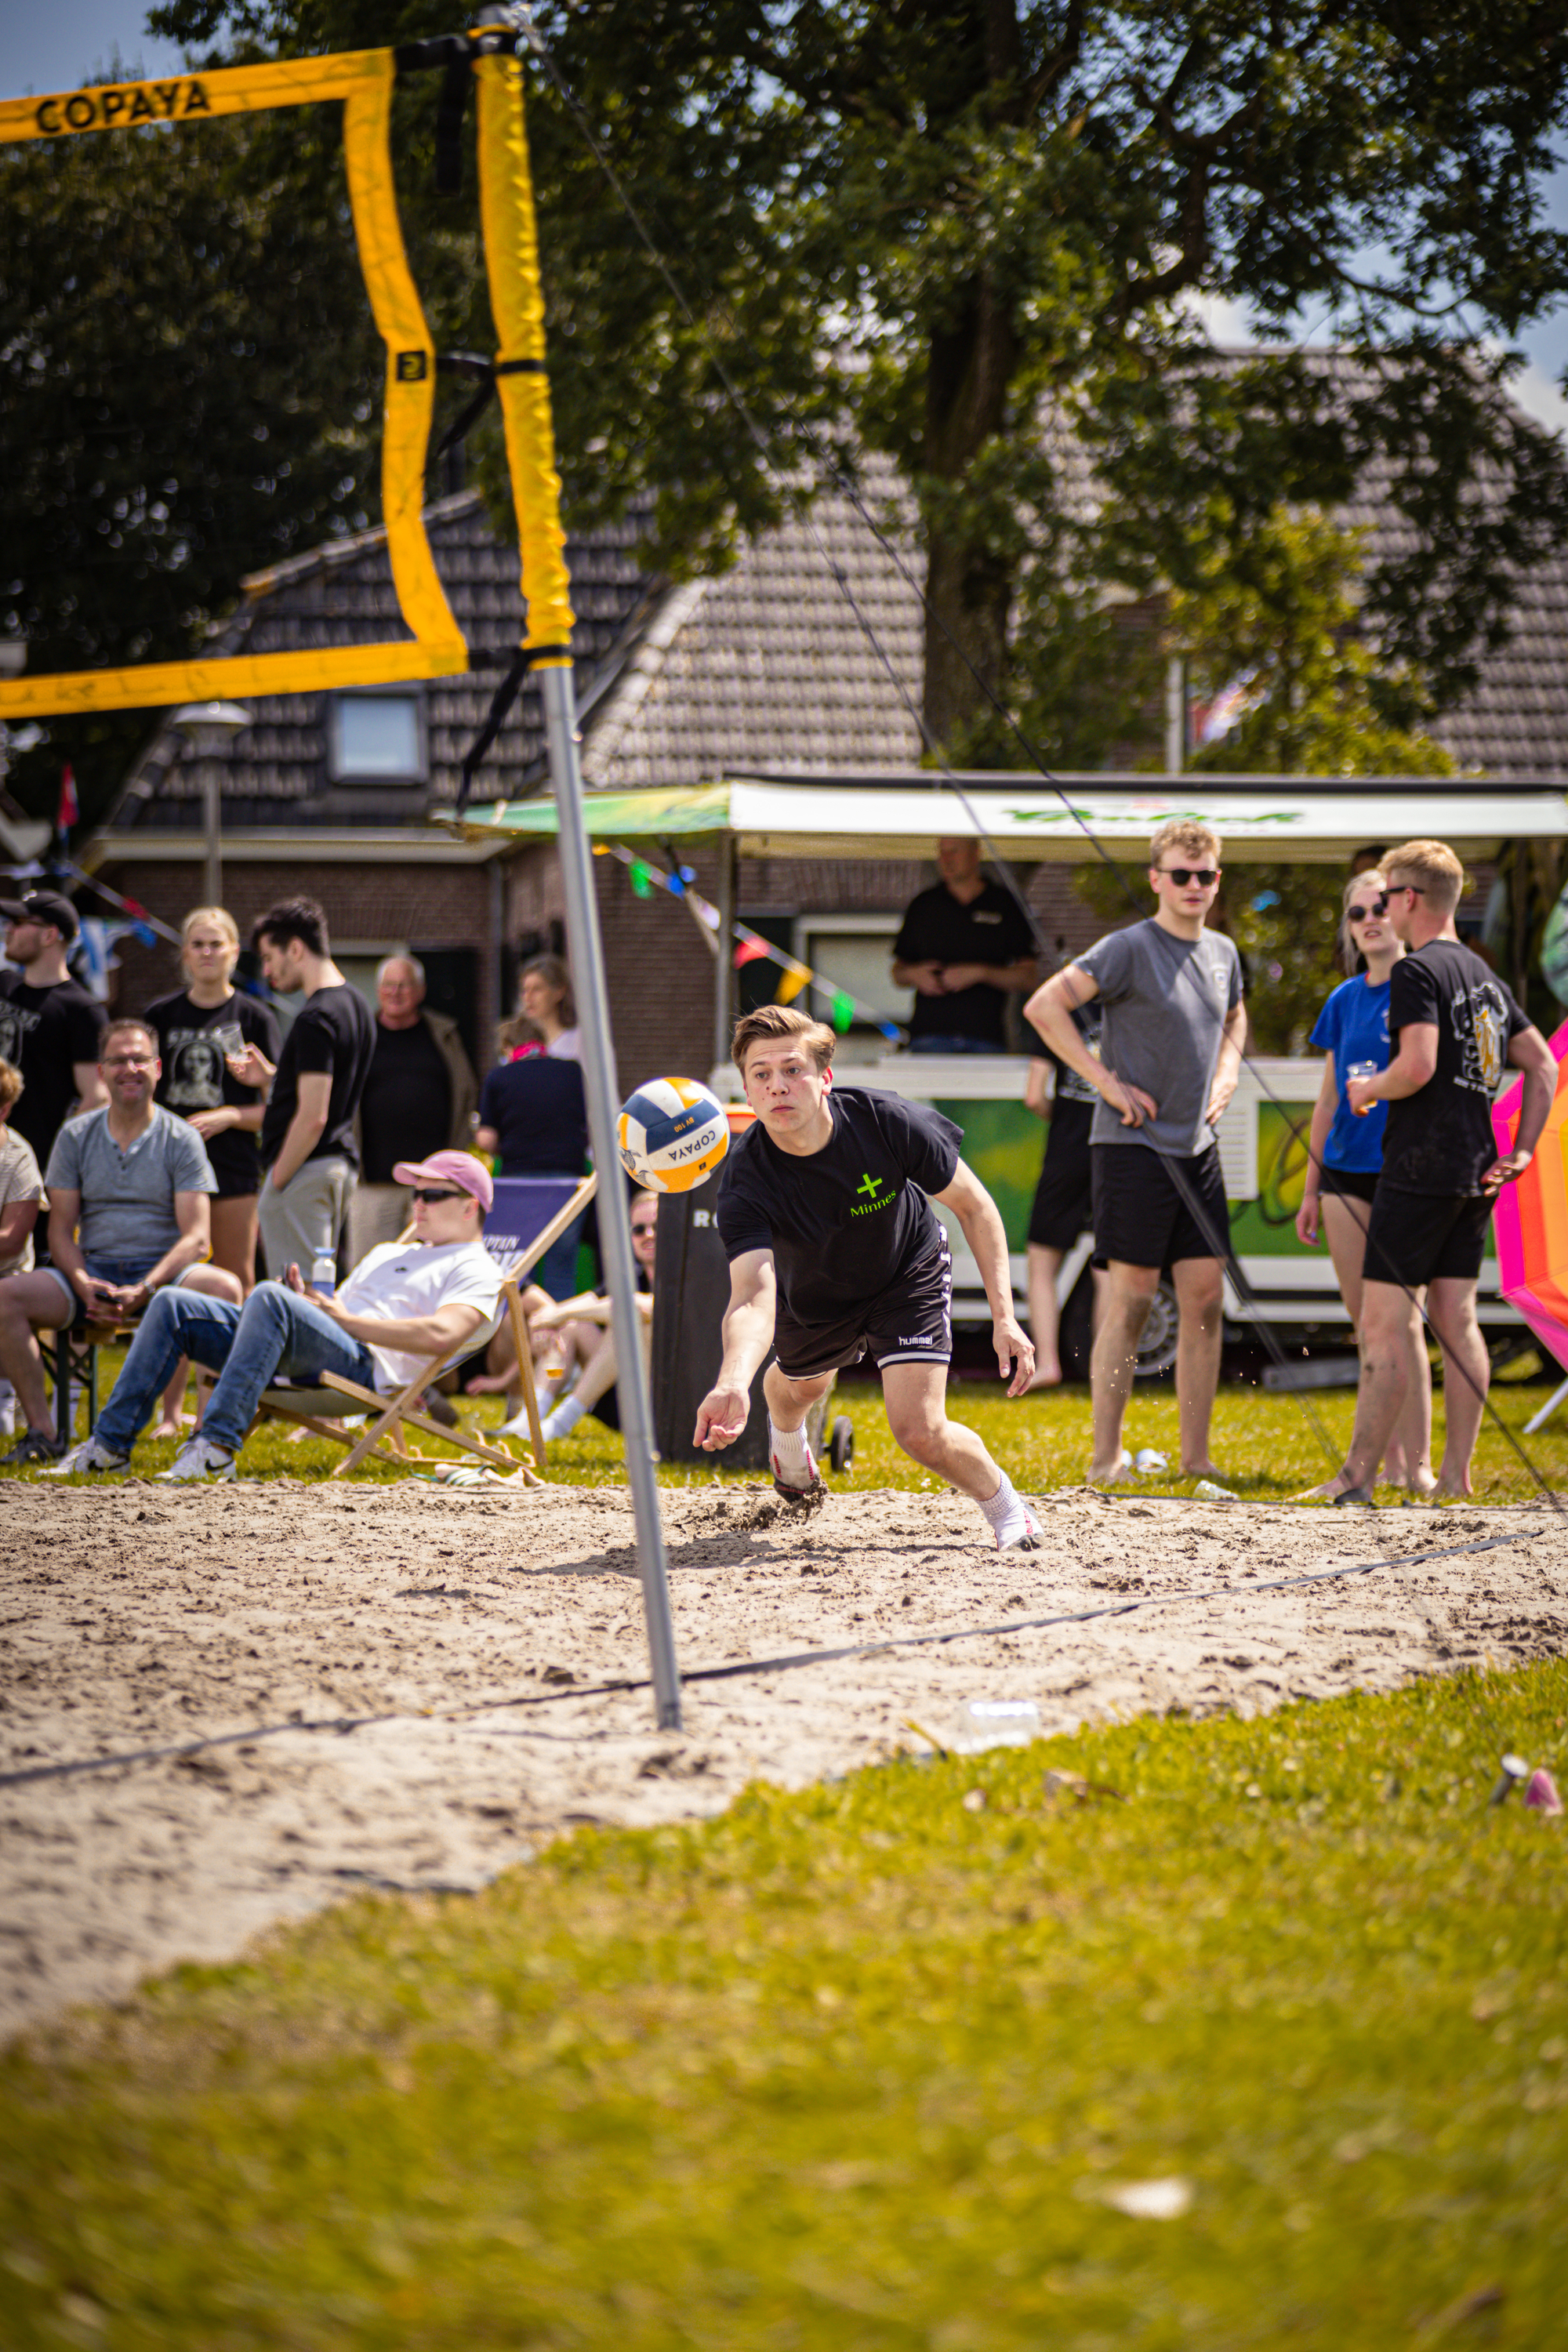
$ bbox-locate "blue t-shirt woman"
[1308,974,1392,1177]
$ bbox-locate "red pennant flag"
[732,937,773,970]
[57,763,78,831]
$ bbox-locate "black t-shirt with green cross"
[717,1084,962,1325]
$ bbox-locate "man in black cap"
[0,892,107,1167]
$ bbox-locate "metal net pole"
[538,664,683,1730]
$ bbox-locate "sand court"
[3,1475,1567,2037]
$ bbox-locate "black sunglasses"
[410,1186,466,1204]
[1347,893,1389,922]
[1161,866,1218,887]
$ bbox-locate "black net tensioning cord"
[502,5,1564,1516]
[0,1521,1549,1792]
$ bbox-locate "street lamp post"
[169,702,251,908]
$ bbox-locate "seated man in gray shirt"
[1025,819,1246,1488]
[0,1017,238,1465]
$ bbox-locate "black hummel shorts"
[1362,1185,1494,1289]
[774,1243,953,1381]
[1027,1096,1094,1250]
[1090,1141,1229,1270]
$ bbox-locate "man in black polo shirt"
[0,891,107,1165]
[892,837,1036,1054]
[1308,837,1556,1504]
[696,1004,1042,1552]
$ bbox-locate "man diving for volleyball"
[694,1005,1044,1552]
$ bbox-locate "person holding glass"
[143,907,281,1436]
[1294,872,1434,1495]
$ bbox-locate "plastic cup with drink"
[1347,1059,1381,1114]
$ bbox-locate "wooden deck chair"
[252,1173,597,1480]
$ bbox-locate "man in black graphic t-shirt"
[1308,838,1556,1504]
[699,1004,1043,1553]
[0,891,107,1165]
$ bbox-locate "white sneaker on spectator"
[42,1434,131,1477]
[154,1436,237,1483]
[0,1379,16,1439]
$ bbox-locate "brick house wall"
[99,856,500,1043]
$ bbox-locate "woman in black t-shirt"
[144,906,281,1272]
[143,908,279,1435]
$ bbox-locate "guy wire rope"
[0,1521,1550,1793]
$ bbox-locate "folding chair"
[251,1173,597,1480]
[50,1314,139,1446]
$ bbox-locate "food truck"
[456,771,1568,1371]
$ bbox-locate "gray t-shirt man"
[45,1105,215,1261]
[1075,919,1243,1157]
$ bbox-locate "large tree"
[17,0,1568,808]
[0,86,388,823]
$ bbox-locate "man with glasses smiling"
[45,1149,502,1482]
[0,1017,224,1465]
[1026,819,1245,1487]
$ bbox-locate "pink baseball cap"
[392,1149,494,1212]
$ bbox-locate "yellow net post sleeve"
[475,49,575,662]
[341,56,463,656]
[0,49,466,720]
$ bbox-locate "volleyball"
[617,1076,730,1192]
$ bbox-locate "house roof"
[110,492,662,830]
[107,364,1568,830]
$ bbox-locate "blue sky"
[5,2,1568,430]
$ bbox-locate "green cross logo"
[858,1172,883,1201]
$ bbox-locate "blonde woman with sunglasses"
[1295,874,1433,1494]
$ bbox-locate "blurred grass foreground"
[4,1662,1567,2347]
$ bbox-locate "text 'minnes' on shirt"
[717,1085,961,1325]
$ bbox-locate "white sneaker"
[996,1500,1044,1553]
[154,1435,237,1483]
[42,1433,131,1477]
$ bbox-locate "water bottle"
[953,1697,1042,1755]
[310,1250,337,1298]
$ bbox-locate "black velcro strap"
[495,358,547,376]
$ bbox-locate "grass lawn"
[19,1349,1568,1503]
[3,1663,1566,2347]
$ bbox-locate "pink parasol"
[1490,1016,1568,1372]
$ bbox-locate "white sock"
[542,1393,588,1442]
[977,1472,1031,1545]
[769,1420,814,1486]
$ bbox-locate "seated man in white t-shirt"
[48,1151,501,1483]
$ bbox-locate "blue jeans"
[908,1034,1004,1056]
[96,1281,379,1460]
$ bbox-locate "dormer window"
[328,691,426,784]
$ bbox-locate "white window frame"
[326,688,428,786]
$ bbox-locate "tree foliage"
[1176,509,1458,779]
[9,0,1568,827]
[0,88,389,822]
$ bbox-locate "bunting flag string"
[55,861,182,946]
[592,842,902,1044]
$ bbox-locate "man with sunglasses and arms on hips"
[1025,820,1245,1487]
[1305,838,1555,1504]
[46,1151,502,1482]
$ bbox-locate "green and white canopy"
[447,771,1568,864]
